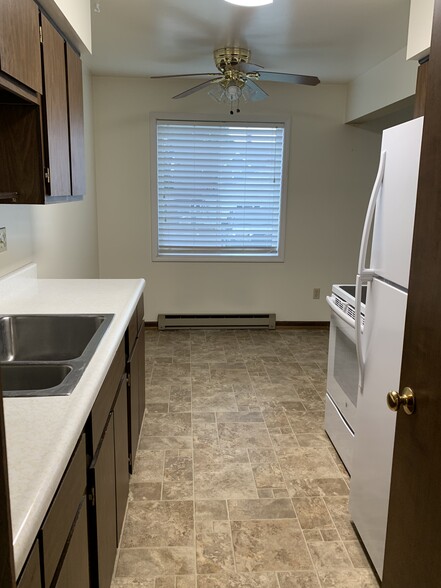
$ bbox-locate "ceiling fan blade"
[172,77,223,99]
[244,78,268,101]
[151,72,220,79]
[237,62,264,73]
[256,71,320,86]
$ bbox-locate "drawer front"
[90,340,125,455]
[40,434,86,587]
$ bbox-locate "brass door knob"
[386,387,415,415]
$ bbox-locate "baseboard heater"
[158,313,276,330]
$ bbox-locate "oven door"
[326,299,360,431]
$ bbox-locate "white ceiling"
[88,0,411,84]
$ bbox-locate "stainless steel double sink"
[0,314,114,397]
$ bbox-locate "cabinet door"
[89,414,117,588]
[128,336,140,474]
[113,375,129,543]
[17,540,41,588]
[41,14,71,197]
[0,373,15,588]
[66,44,85,196]
[0,0,42,93]
[137,325,146,433]
[53,497,90,588]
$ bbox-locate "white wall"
[38,0,92,54]
[0,70,99,279]
[346,48,418,123]
[407,0,434,60]
[93,77,381,322]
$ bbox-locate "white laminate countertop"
[0,264,145,577]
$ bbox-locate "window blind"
[155,121,285,258]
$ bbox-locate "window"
[151,116,289,261]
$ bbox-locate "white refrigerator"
[349,116,424,579]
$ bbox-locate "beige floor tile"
[194,446,249,468]
[139,436,192,451]
[194,463,258,500]
[323,497,359,541]
[115,547,195,579]
[195,500,228,521]
[291,497,334,530]
[195,521,235,573]
[196,572,279,587]
[122,501,194,548]
[277,571,321,587]
[231,520,313,572]
[192,423,219,449]
[344,541,372,569]
[162,453,193,500]
[129,482,162,502]
[115,329,378,588]
[228,498,297,521]
[217,422,272,450]
[142,413,192,437]
[252,463,286,488]
[217,412,264,423]
[112,578,155,587]
[316,568,379,587]
[247,448,277,464]
[131,450,164,483]
[287,478,349,498]
[307,541,353,569]
[279,448,341,482]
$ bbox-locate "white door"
[370,117,423,289]
[349,278,407,578]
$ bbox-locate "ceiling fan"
[151,47,320,114]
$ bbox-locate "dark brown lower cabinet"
[113,376,129,542]
[7,301,143,588]
[16,541,40,588]
[127,333,141,473]
[53,497,89,588]
[137,327,146,434]
[0,372,16,588]
[89,413,117,588]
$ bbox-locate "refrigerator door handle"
[357,150,386,278]
[355,274,366,392]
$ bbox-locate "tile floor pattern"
[112,329,379,588]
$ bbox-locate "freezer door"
[349,278,407,579]
[370,116,423,289]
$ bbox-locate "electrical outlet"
[313,288,320,300]
[0,227,6,253]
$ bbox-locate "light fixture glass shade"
[224,0,273,6]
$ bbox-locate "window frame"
[150,112,290,262]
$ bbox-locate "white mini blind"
[155,120,285,258]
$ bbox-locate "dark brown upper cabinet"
[66,44,86,197]
[0,0,42,94]
[0,8,85,204]
[41,14,71,198]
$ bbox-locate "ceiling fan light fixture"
[224,0,273,5]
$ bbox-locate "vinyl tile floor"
[112,329,379,588]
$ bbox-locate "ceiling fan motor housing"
[214,47,251,73]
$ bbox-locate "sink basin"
[0,314,110,361]
[0,313,114,397]
[1,364,72,397]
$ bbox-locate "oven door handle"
[326,295,361,331]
